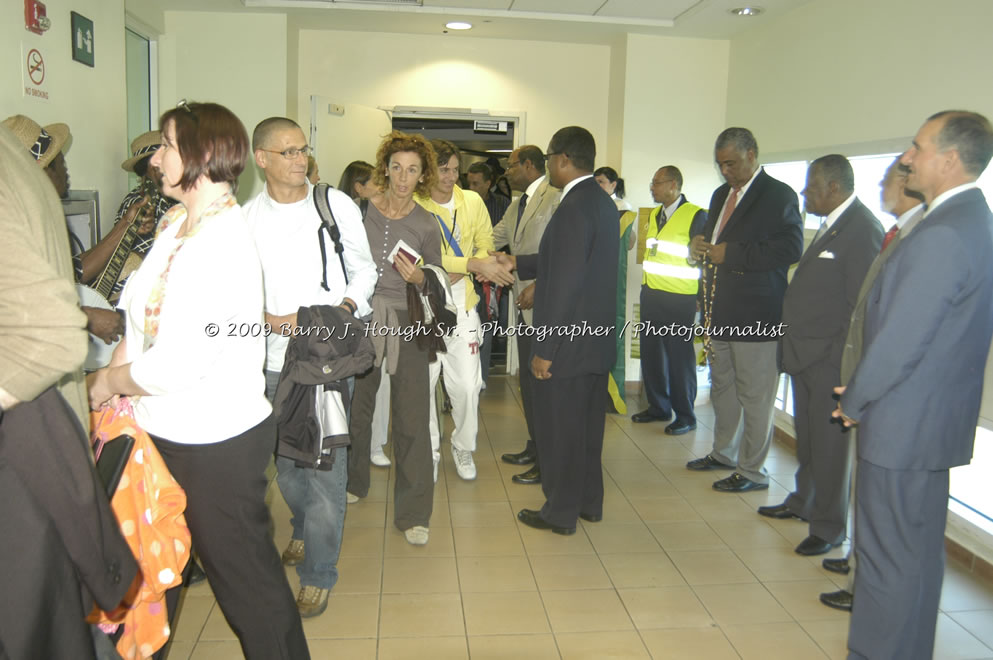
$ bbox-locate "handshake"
[470,251,516,287]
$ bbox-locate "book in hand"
[389,239,423,271]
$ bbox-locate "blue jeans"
[266,370,346,591]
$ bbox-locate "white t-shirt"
[122,199,271,444]
[243,183,377,372]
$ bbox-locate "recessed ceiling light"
[445,21,472,30]
[729,7,763,16]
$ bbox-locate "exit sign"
[71,12,94,67]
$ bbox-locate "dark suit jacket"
[842,188,993,470]
[517,177,619,378]
[699,169,804,340]
[780,198,883,375]
[0,387,137,659]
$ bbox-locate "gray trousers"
[848,460,948,660]
[708,340,779,484]
[784,358,854,543]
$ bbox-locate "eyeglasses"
[544,152,562,161]
[651,178,675,186]
[506,160,521,169]
[260,146,314,160]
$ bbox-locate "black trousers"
[348,313,434,531]
[516,329,539,469]
[785,358,852,544]
[639,286,698,424]
[153,415,310,660]
[533,373,607,528]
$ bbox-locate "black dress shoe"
[501,447,537,465]
[822,557,850,575]
[686,455,735,471]
[757,503,805,521]
[631,409,672,424]
[664,420,696,435]
[579,512,602,523]
[512,465,541,484]
[712,472,769,492]
[517,508,575,535]
[794,535,839,556]
[819,589,853,612]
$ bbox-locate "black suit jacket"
[699,169,804,340]
[842,188,993,470]
[517,177,619,378]
[780,198,883,374]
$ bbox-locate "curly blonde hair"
[373,131,438,197]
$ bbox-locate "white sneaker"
[346,491,359,504]
[452,447,477,481]
[404,526,429,545]
[433,456,439,483]
[371,449,391,467]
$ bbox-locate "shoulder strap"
[314,182,349,289]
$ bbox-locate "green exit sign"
[71,12,94,67]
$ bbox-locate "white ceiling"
[129,0,816,43]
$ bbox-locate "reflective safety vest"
[642,202,702,294]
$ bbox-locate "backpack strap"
[313,182,349,289]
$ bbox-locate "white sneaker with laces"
[371,449,391,467]
[452,446,477,481]
[404,526,429,545]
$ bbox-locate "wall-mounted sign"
[71,12,94,67]
[21,43,49,101]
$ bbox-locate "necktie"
[880,224,899,253]
[655,207,667,231]
[716,187,739,238]
[811,219,828,245]
[514,192,528,240]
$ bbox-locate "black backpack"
[313,182,349,289]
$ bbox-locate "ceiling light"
[445,21,472,30]
[729,7,763,16]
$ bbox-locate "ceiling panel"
[509,0,605,15]
[424,0,513,9]
[599,0,699,21]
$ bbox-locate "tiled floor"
[165,376,993,659]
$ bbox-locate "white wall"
[159,11,288,201]
[617,33,730,382]
[296,29,611,162]
[726,0,993,159]
[1,0,128,232]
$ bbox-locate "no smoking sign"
[22,43,50,101]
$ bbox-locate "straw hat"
[0,114,70,168]
[121,130,162,172]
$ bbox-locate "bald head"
[252,117,301,152]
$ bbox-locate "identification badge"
[649,245,657,257]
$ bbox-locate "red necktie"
[880,224,899,253]
[716,187,739,238]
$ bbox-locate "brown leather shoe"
[281,539,305,566]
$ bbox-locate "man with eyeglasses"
[243,116,377,618]
[492,145,561,485]
[633,166,708,436]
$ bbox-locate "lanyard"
[436,210,463,257]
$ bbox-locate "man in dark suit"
[759,155,882,557]
[493,145,560,485]
[835,111,993,660]
[633,166,708,435]
[493,126,619,534]
[687,127,804,492]
[818,158,925,612]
